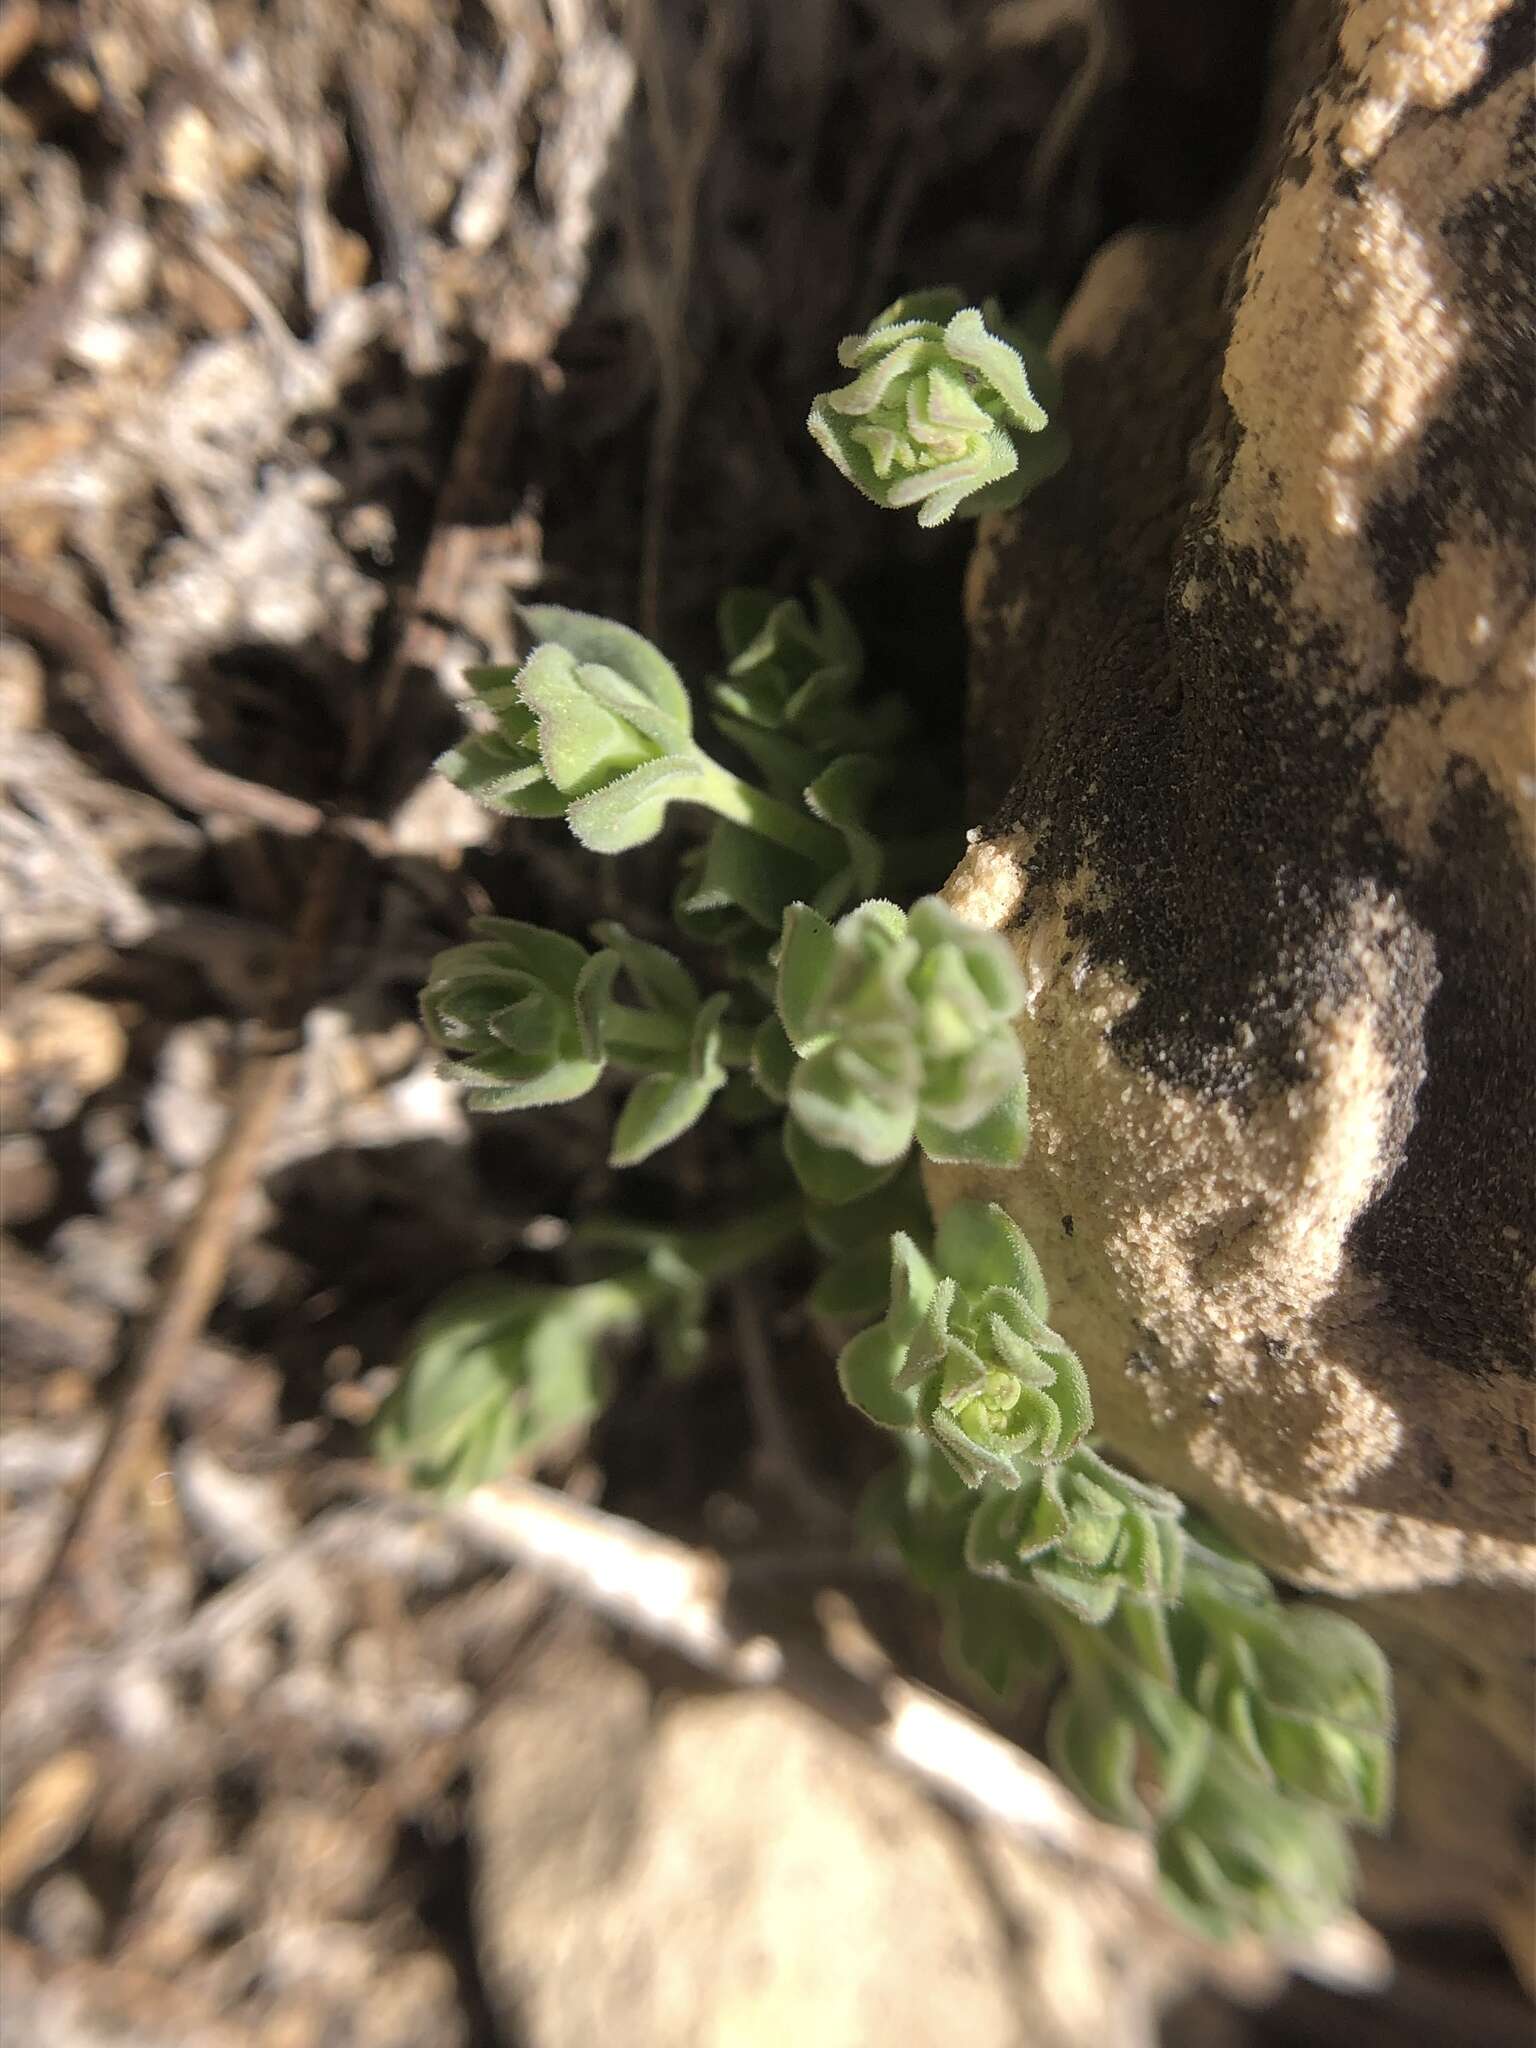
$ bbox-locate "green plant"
[807,290,1068,525]
[375,298,1393,1946]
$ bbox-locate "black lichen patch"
[1442,0,1535,120]
[1348,769,1536,1378]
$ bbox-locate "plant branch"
[698,761,845,866]
[0,582,388,852]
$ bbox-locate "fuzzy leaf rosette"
[838,1201,1092,1488]
[772,895,1031,1202]
[807,290,1066,526]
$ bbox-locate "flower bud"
[422,918,603,1113]
[711,581,904,769]
[441,608,712,851]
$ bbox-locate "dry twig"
[349,9,635,777]
[342,38,444,377]
[0,785,363,1691]
[0,582,387,850]
[729,1281,849,1538]
[624,0,735,637]
[0,1048,295,1685]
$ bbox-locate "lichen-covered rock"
[946,0,1534,1956]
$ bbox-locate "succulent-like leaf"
[942,1573,1061,1706]
[1048,1652,1210,1830]
[517,646,662,794]
[589,921,699,1016]
[710,580,898,778]
[838,1201,1088,1488]
[678,819,823,934]
[790,1024,921,1164]
[1156,1744,1357,1943]
[775,900,842,1053]
[775,895,1027,1187]
[436,725,566,817]
[521,605,693,737]
[804,753,887,912]
[966,1447,1184,1614]
[836,1232,937,1429]
[565,754,715,853]
[931,1201,1047,1316]
[750,1014,798,1105]
[783,1119,902,1204]
[916,1074,1031,1168]
[447,610,709,847]
[374,1277,637,1495]
[710,712,825,802]
[423,925,605,1114]
[608,992,729,1167]
[1176,1565,1395,1828]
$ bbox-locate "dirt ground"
[0,4,1527,2044]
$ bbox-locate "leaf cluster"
[373,1276,637,1494]
[424,596,1022,1205]
[807,290,1068,526]
[849,1203,1395,1941]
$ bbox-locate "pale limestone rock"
[949,0,1533,1952]
[471,1638,1191,2048]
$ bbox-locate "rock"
[471,1635,1194,2048]
[948,0,1533,1954]
[0,993,127,1132]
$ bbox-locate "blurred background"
[0,2,1528,2043]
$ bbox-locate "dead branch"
[0,582,388,851]
[342,38,444,377]
[729,1280,849,1537]
[623,0,734,636]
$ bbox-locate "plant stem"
[681,1194,806,1279]
[603,1003,756,1070]
[697,760,845,867]
[576,1193,805,1289]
